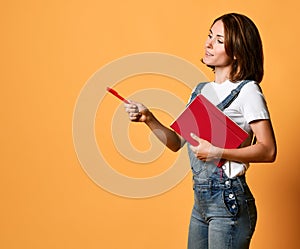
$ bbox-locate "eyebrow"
[209,29,224,38]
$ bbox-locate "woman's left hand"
[189,133,223,161]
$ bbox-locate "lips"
[205,50,213,56]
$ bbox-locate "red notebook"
[170,94,249,166]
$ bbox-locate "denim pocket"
[245,199,257,231]
[188,147,206,175]
[223,189,239,216]
[191,161,204,175]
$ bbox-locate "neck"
[214,66,232,84]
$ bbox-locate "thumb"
[190,133,201,142]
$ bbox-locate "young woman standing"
[124,13,277,249]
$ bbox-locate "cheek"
[217,49,232,63]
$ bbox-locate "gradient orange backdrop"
[1,1,299,248]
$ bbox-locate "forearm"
[125,101,184,152]
[190,119,277,163]
[220,141,276,163]
[219,120,277,163]
[145,111,184,152]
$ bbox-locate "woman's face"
[203,20,233,69]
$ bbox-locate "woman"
[124,13,276,249]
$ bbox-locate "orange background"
[1,0,299,248]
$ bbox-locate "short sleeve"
[238,82,270,123]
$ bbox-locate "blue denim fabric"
[187,160,257,249]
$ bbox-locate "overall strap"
[215,79,256,144]
[189,80,252,109]
[188,82,209,105]
[216,80,252,111]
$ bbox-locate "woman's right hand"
[124,100,185,151]
[124,101,151,123]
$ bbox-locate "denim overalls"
[187,149,257,249]
[186,81,257,249]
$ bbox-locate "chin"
[202,59,213,67]
[202,57,212,65]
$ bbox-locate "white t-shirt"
[192,80,270,178]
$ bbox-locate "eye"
[217,39,224,44]
[208,33,212,39]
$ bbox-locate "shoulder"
[195,81,210,92]
[238,81,265,101]
[237,81,270,120]
[240,80,262,93]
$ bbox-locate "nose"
[205,38,213,48]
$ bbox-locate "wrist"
[211,146,223,159]
[143,109,155,124]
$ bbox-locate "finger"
[190,148,201,160]
[129,114,139,121]
[188,143,196,152]
[196,154,204,161]
[125,105,138,113]
[130,112,141,118]
[128,111,142,120]
[189,140,201,152]
[123,100,135,109]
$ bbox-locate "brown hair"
[208,13,264,83]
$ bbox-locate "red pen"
[106,87,130,104]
